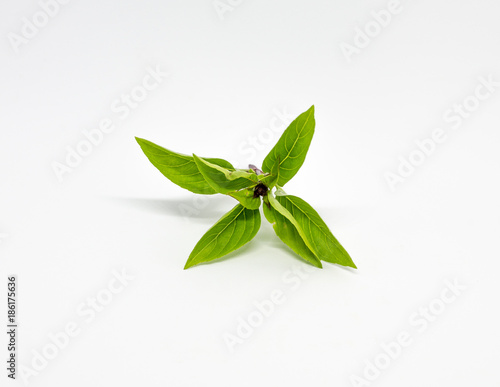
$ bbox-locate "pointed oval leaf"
[193,154,259,194]
[261,106,315,186]
[265,195,322,268]
[136,137,234,194]
[184,204,261,269]
[275,195,356,268]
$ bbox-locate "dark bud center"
[253,183,268,198]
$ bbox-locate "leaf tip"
[337,257,357,269]
[192,153,204,164]
[183,260,195,270]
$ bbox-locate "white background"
[1,0,500,386]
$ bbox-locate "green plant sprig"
[136,105,356,270]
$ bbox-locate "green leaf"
[262,106,315,187]
[275,195,356,268]
[229,188,261,210]
[262,197,275,223]
[136,137,234,195]
[184,204,261,269]
[193,154,259,194]
[265,194,322,268]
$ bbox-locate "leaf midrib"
[190,206,246,262]
[281,196,342,254]
[275,110,313,167]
